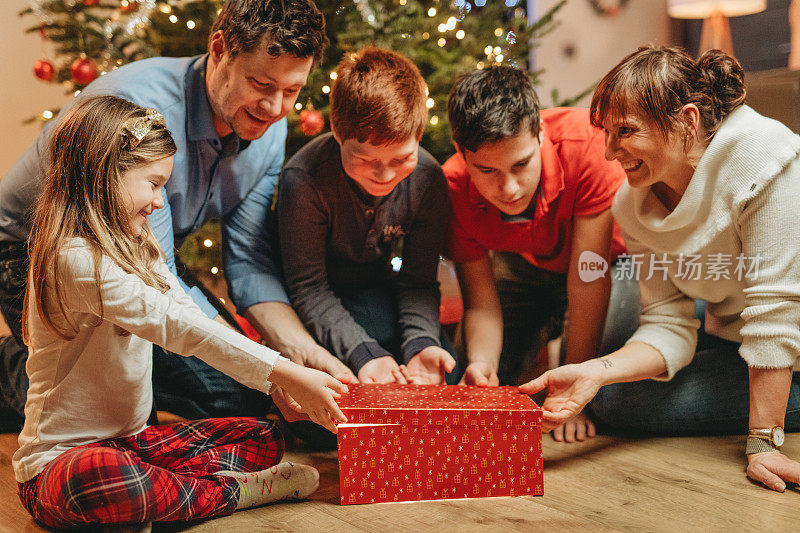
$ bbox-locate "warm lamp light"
[667,0,766,57]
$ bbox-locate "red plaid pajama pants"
[18,417,284,529]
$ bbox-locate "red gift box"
[336,384,543,505]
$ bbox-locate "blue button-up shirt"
[0,55,288,317]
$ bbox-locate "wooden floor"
[0,430,797,532]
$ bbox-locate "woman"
[521,46,800,492]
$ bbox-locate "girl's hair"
[590,46,746,140]
[24,95,177,341]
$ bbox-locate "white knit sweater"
[613,105,800,380]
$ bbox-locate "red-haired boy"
[278,47,456,395]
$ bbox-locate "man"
[0,0,355,427]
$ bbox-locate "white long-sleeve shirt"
[613,105,800,380]
[13,239,285,482]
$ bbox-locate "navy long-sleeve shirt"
[277,134,450,372]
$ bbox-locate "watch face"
[773,427,785,447]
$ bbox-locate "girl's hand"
[401,347,456,385]
[518,361,605,432]
[270,359,348,433]
[358,356,406,384]
[458,361,499,387]
[747,452,800,492]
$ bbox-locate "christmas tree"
[21,0,567,291]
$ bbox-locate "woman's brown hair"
[24,95,176,342]
[590,46,746,140]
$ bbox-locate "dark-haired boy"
[278,47,456,391]
[444,66,638,442]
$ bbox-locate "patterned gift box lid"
[336,384,542,427]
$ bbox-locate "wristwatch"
[746,426,785,454]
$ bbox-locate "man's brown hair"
[210,0,327,65]
[330,46,428,145]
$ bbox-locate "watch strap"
[746,436,781,454]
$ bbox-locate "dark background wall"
[679,0,789,72]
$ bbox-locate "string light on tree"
[21,0,569,279]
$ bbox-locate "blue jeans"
[588,302,800,435]
[287,283,460,450]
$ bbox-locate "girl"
[13,95,348,529]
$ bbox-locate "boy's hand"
[269,359,349,433]
[551,410,597,443]
[401,346,456,385]
[358,356,407,384]
[458,361,499,387]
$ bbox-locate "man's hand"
[358,356,406,384]
[282,342,358,384]
[519,361,605,431]
[747,452,800,492]
[401,346,456,385]
[551,410,597,443]
[458,361,499,387]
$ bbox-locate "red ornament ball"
[120,0,140,13]
[34,60,55,82]
[298,109,324,136]
[82,0,100,6]
[70,57,97,86]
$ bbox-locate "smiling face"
[460,129,543,215]
[601,112,689,190]
[205,31,313,141]
[336,134,420,197]
[119,156,173,236]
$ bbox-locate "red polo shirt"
[443,107,627,273]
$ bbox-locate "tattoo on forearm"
[599,358,613,369]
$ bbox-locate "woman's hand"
[269,359,349,433]
[746,452,800,492]
[519,361,606,431]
